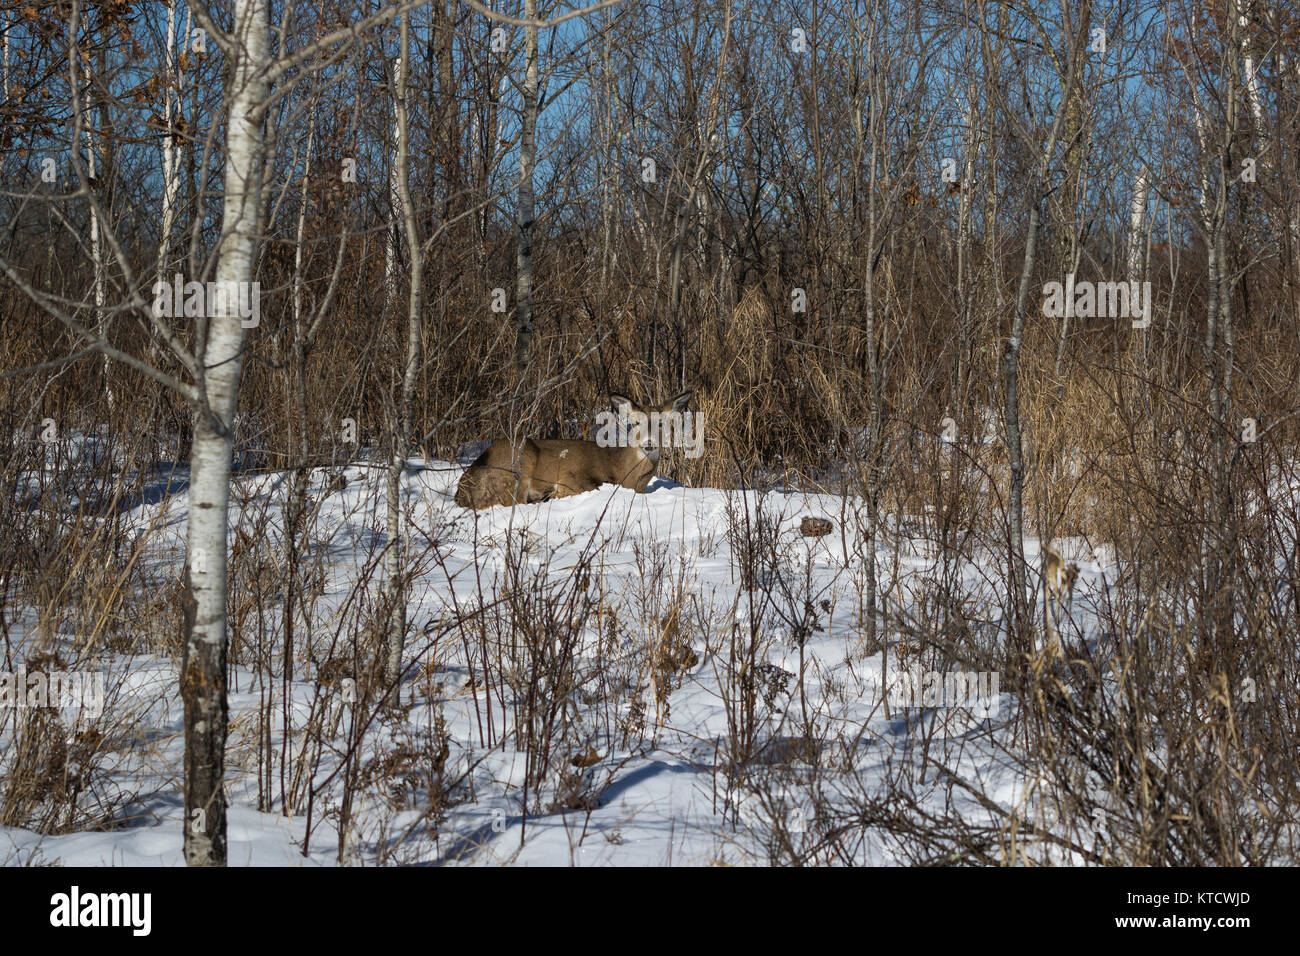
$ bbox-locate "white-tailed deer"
[454,391,692,510]
[1040,541,1080,656]
[1043,542,1080,610]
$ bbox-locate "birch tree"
[156,1,184,320]
[181,0,269,866]
[383,14,425,692]
[68,16,111,414]
[1126,163,1151,282]
[515,0,539,369]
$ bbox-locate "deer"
[1040,541,1080,657]
[1043,542,1080,609]
[454,391,693,510]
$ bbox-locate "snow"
[0,455,1110,865]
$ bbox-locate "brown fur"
[1043,542,1080,607]
[1039,541,1080,657]
[454,392,691,510]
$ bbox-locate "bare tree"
[383,13,425,692]
[989,6,1084,646]
[176,0,270,866]
[515,0,539,369]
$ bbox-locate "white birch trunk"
[71,33,111,415]
[155,1,181,364]
[87,130,110,413]
[385,56,402,309]
[956,87,976,399]
[598,12,615,295]
[1126,163,1150,281]
[182,0,268,867]
[1194,107,1215,234]
[1237,1,1265,136]
[515,0,538,369]
[383,16,424,691]
[3,10,10,104]
[1236,1,1300,289]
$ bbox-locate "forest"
[0,0,1298,869]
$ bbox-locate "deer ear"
[670,390,692,413]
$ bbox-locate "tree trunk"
[182,0,268,867]
[155,1,182,365]
[1003,27,1081,650]
[1126,164,1151,281]
[384,15,424,693]
[515,0,538,369]
[385,57,403,310]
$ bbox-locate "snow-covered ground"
[1,456,1113,865]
